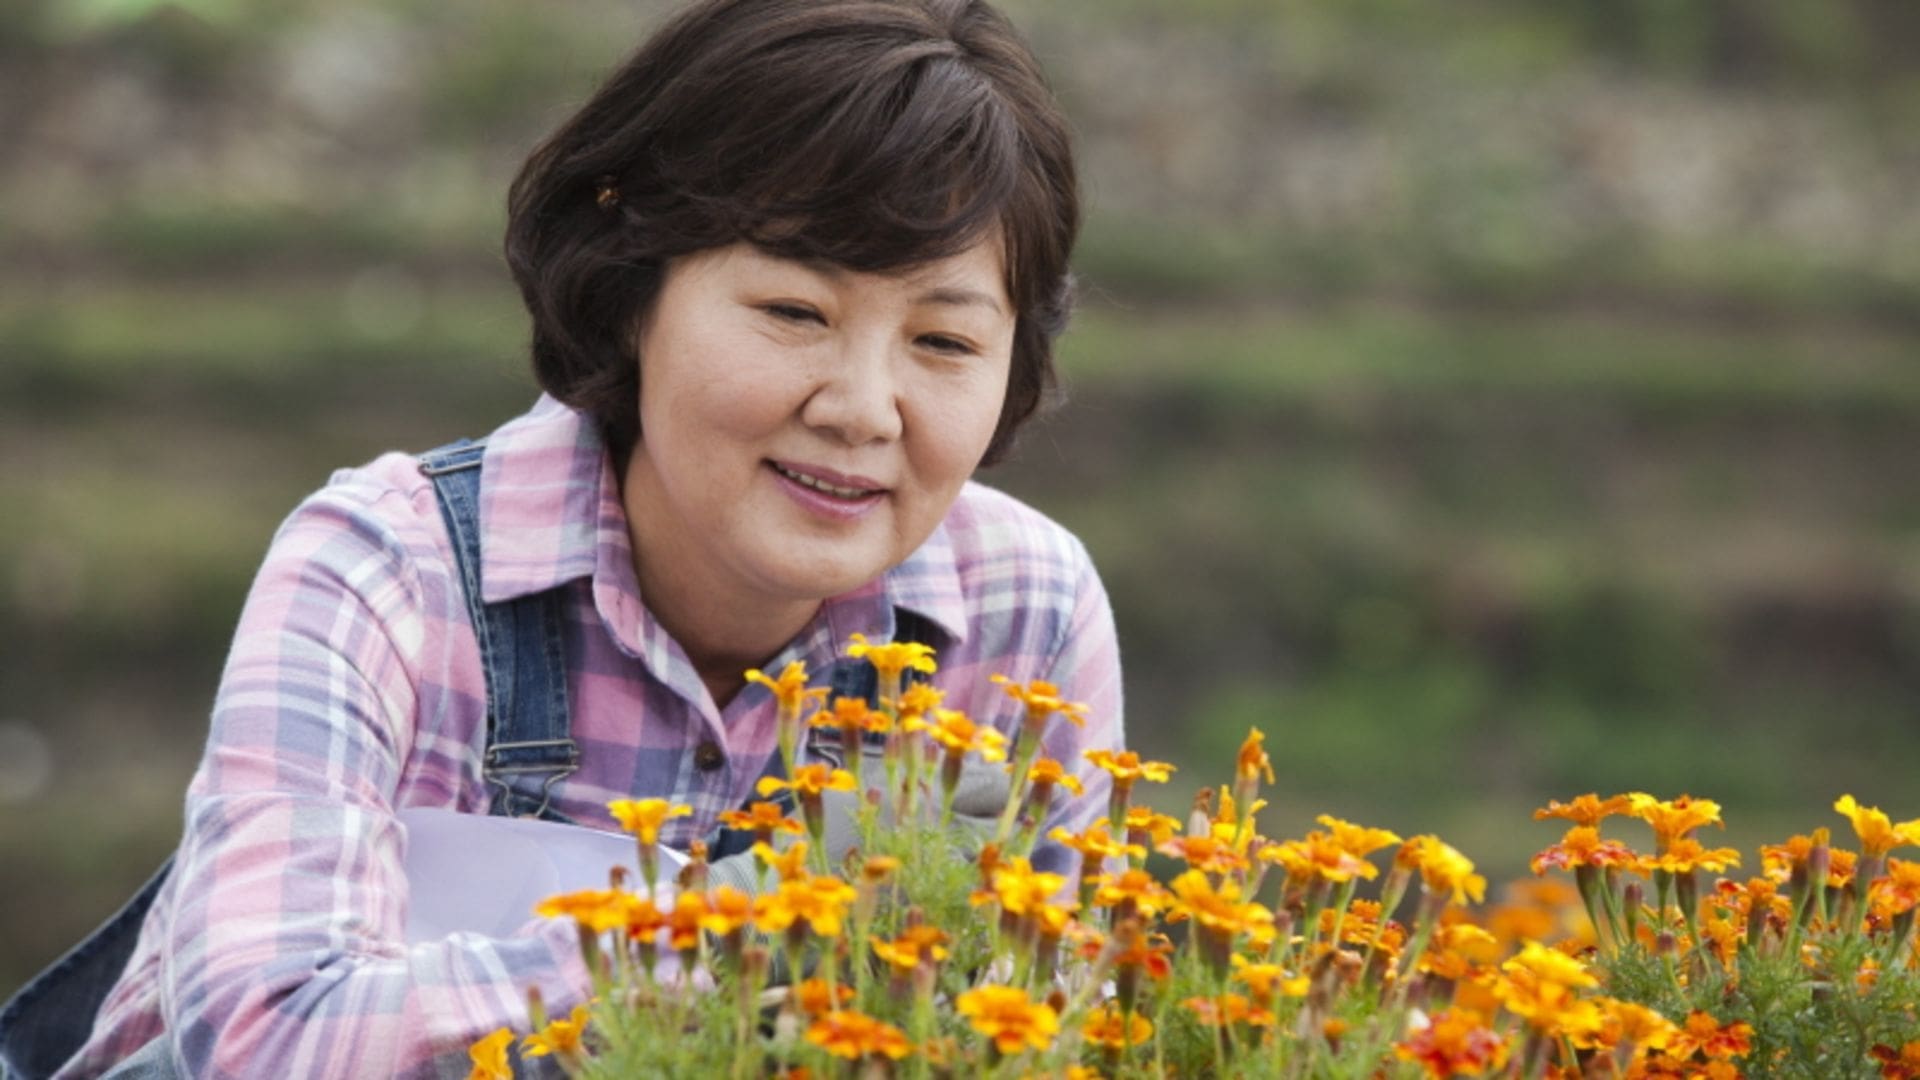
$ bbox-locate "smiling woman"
[0,2,1122,1079]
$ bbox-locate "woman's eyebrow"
[912,286,1006,317]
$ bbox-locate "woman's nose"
[799,337,904,445]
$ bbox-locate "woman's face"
[623,236,1015,622]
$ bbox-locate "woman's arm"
[153,480,590,1079]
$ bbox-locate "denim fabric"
[0,438,580,1079]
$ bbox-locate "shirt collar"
[473,396,970,648]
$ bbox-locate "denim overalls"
[0,439,913,1079]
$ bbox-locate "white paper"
[398,807,688,943]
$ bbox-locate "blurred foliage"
[3,0,1918,1002]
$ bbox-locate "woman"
[9,0,1122,1076]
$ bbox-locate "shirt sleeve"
[1035,541,1126,842]
[152,482,592,1079]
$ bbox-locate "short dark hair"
[504,0,1079,465]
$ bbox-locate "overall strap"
[419,439,579,823]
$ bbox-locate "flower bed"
[469,641,1920,1078]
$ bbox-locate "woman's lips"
[766,460,887,521]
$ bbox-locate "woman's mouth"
[769,461,884,500]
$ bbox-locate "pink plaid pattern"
[59,396,1124,1078]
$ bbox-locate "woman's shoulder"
[941,480,1093,571]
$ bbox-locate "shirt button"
[694,741,725,772]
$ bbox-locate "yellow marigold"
[1651,836,1742,875]
[753,839,812,882]
[1168,868,1275,942]
[756,875,859,937]
[1027,757,1083,795]
[1315,813,1403,859]
[846,632,937,682]
[1503,940,1600,991]
[914,708,1009,763]
[990,675,1089,730]
[1394,1007,1510,1079]
[757,763,857,799]
[1587,998,1678,1056]
[1084,748,1175,784]
[1531,825,1639,875]
[1533,793,1633,828]
[718,800,805,837]
[467,1028,514,1080]
[793,977,854,1016]
[1835,794,1920,860]
[956,985,1060,1055]
[1235,728,1274,785]
[871,925,950,973]
[666,890,706,951]
[1626,793,1723,852]
[1091,868,1174,919]
[534,888,631,934]
[1231,955,1307,1000]
[1420,923,1500,981]
[744,660,825,718]
[1082,1003,1154,1049]
[805,1009,913,1061]
[607,798,692,846]
[1050,822,1145,864]
[1261,831,1379,884]
[1402,835,1487,905]
[699,885,754,936]
[1871,858,1920,918]
[622,894,668,943]
[978,857,1069,917]
[522,1004,590,1059]
[813,694,891,738]
[1122,807,1182,847]
[894,682,945,724]
[1493,948,1602,1038]
[1159,834,1251,875]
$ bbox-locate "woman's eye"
[917,334,975,355]
[762,303,824,325]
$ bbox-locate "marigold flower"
[1871,1041,1920,1080]
[1160,834,1251,875]
[1394,1007,1510,1078]
[534,888,631,934]
[1533,793,1633,828]
[1026,756,1083,796]
[1586,998,1678,1057]
[1315,813,1403,859]
[1183,992,1274,1028]
[1122,807,1182,848]
[1051,821,1145,865]
[916,708,1009,763]
[990,675,1089,730]
[1084,749,1175,785]
[894,682,944,724]
[1402,835,1487,905]
[756,875,859,937]
[1835,794,1920,860]
[847,632,937,682]
[1082,1003,1154,1049]
[746,660,826,718]
[1493,943,1602,1038]
[814,694,891,738]
[871,925,950,973]
[698,885,754,936]
[622,894,669,943]
[1651,836,1742,875]
[753,839,812,883]
[1235,728,1274,785]
[1531,825,1640,875]
[1665,1010,1753,1061]
[1231,956,1307,1000]
[1420,923,1500,981]
[1168,868,1275,942]
[1626,793,1723,853]
[607,798,693,846]
[757,763,857,799]
[522,1004,590,1059]
[666,890,706,952]
[977,857,1069,917]
[467,1028,514,1080]
[1871,858,1920,918]
[1261,831,1378,884]
[805,1009,913,1061]
[955,985,1060,1055]
[718,800,805,840]
[793,977,854,1017]
[1092,868,1174,919]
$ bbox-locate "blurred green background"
[4,0,1919,996]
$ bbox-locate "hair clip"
[594,176,621,212]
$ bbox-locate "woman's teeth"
[774,464,874,499]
